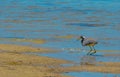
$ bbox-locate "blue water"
[0,0,120,50]
[0,0,120,77]
[65,72,120,77]
[39,51,120,62]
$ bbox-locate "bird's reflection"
[80,55,97,65]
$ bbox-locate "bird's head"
[76,36,85,41]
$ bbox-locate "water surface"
[0,0,120,77]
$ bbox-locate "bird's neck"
[81,37,85,44]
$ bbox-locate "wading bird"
[77,36,98,55]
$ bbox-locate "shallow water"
[65,72,120,77]
[39,50,120,63]
[0,0,120,77]
[0,0,120,50]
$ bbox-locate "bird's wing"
[83,38,97,46]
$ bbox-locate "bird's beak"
[76,37,81,41]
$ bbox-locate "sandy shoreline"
[0,53,72,77]
[0,44,72,77]
[0,44,120,77]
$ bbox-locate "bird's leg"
[93,46,96,52]
[87,46,92,55]
[90,46,96,55]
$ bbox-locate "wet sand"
[0,44,120,77]
[0,53,73,77]
[0,44,59,53]
[0,38,46,44]
[0,44,72,77]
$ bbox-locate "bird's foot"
[90,53,94,55]
[90,51,96,55]
[87,52,91,55]
[87,50,92,55]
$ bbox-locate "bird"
[77,36,98,55]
